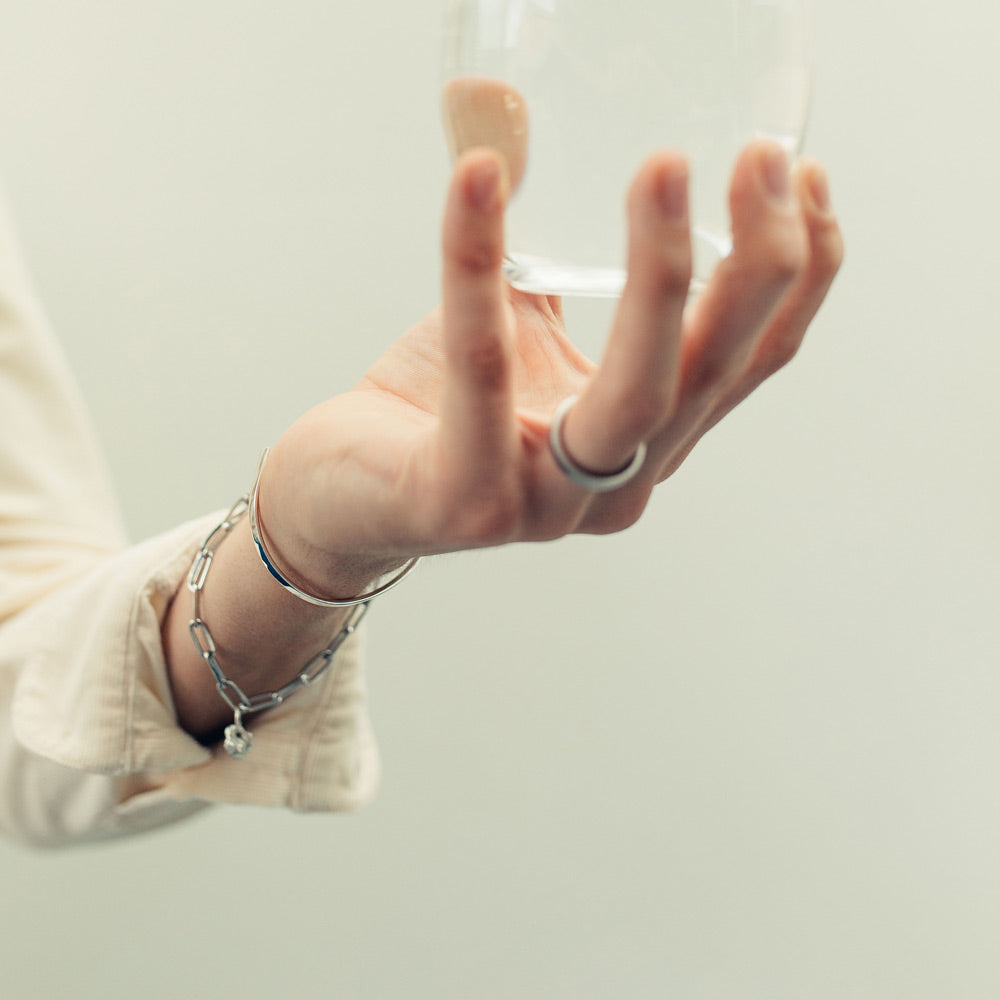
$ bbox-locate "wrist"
[166,495,376,743]
[256,442,410,603]
[165,514,352,738]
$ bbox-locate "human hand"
[261,140,843,600]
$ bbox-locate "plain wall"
[1,2,997,998]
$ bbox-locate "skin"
[442,77,530,194]
[163,141,843,737]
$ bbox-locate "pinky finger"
[653,160,844,482]
[699,159,844,425]
[727,159,844,395]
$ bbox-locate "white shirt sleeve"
[0,185,378,848]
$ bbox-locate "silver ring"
[548,395,647,492]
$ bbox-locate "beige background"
[1,1,998,997]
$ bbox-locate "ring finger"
[554,151,692,479]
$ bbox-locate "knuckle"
[685,343,744,397]
[457,338,510,391]
[686,359,731,400]
[608,386,674,442]
[527,506,586,543]
[656,249,694,297]
[764,334,803,373]
[444,484,522,547]
[628,230,693,300]
[741,222,809,290]
[588,488,652,535]
[765,235,808,286]
[814,223,845,276]
[450,235,503,275]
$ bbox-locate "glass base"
[503,233,728,299]
[503,256,625,298]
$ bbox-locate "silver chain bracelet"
[186,495,369,759]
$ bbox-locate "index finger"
[438,150,519,480]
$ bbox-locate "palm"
[271,144,841,584]
[359,293,593,420]
[308,291,607,555]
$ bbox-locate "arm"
[160,140,842,744]
[2,141,840,846]
[0,184,378,845]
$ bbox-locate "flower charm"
[223,720,253,759]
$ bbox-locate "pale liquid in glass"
[443,0,812,296]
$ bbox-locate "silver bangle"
[548,395,647,492]
[248,447,420,608]
[187,495,369,760]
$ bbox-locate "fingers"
[649,153,842,482]
[560,152,692,474]
[439,149,519,482]
[635,140,806,478]
[713,158,844,406]
[680,140,808,397]
[675,158,842,452]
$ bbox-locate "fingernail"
[468,157,502,210]
[761,144,791,202]
[808,165,832,213]
[659,162,689,220]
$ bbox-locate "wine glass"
[442,0,813,297]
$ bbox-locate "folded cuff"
[4,513,378,841]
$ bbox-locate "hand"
[262,140,843,599]
[164,141,842,733]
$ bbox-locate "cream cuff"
[2,514,378,844]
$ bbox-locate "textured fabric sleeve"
[0,182,128,622]
[1,515,380,849]
[0,183,378,849]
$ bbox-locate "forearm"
[160,469,405,741]
[162,517,359,738]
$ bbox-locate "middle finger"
[556,151,692,477]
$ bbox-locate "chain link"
[186,495,369,759]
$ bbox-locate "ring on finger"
[548,395,647,493]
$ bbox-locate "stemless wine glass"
[442,0,813,296]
